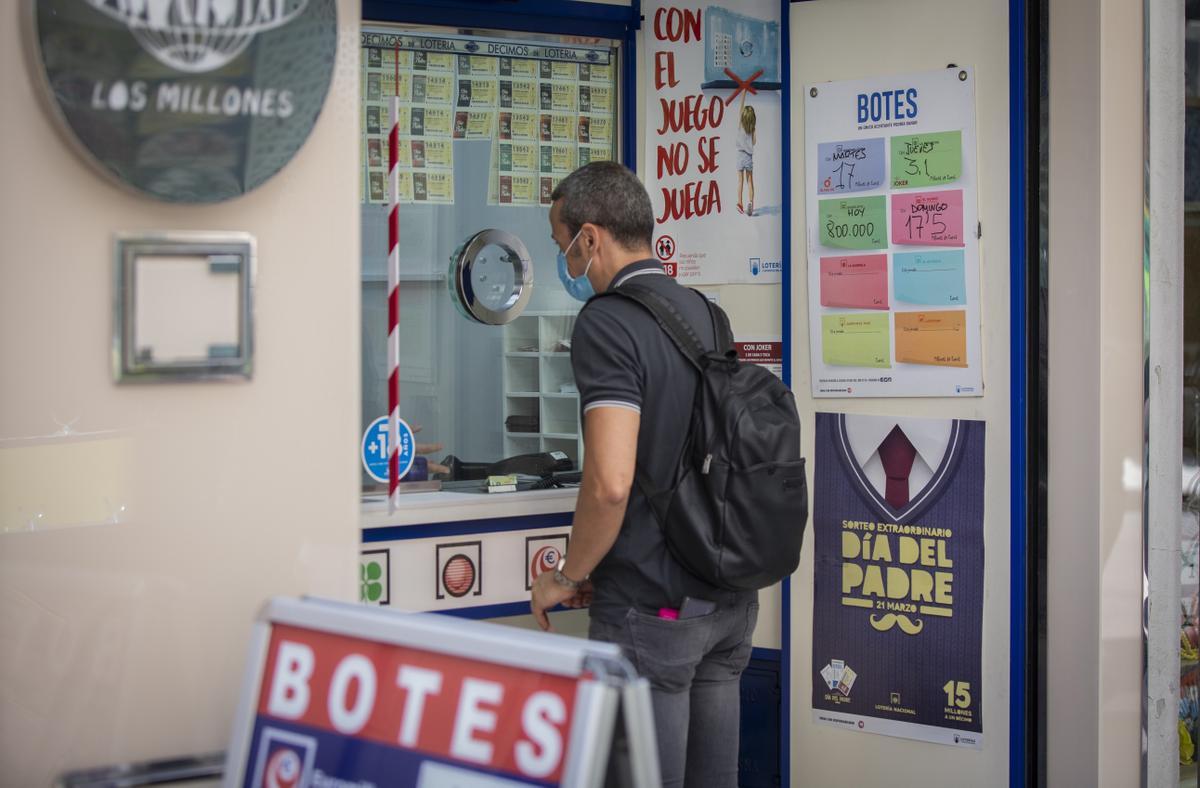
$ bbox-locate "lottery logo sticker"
[361,416,415,483]
[249,727,316,788]
[360,548,390,606]
[436,541,482,600]
[525,534,570,590]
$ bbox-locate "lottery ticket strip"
[361,32,618,207]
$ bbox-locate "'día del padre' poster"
[811,412,985,748]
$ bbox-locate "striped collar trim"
[609,260,667,290]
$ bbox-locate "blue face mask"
[557,229,595,302]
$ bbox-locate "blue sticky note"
[892,250,967,305]
[817,138,885,194]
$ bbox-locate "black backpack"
[597,280,808,591]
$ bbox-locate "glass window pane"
[359,24,620,492]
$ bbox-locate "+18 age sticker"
[361,416,415,483]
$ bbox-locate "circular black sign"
[30,0,337,203]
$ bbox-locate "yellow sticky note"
[821,313,890,368]
[894,310,967,367]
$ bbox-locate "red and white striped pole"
[387,48,402,512]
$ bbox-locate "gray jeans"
[589,596,759,788]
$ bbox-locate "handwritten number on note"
[832,161,856,190]
[903,213,947,240]
[825,220,876,239]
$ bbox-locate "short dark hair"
[551,161,653,251]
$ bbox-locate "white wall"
[0,2,363,784]
[788,1,1011,785]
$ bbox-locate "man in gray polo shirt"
[531,162,758,788]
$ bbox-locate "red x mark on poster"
[724,67,764,106]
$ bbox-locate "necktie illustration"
[878,425,918,508]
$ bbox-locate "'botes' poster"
[811,412,984,748]
[642,1,783,284]
[804,68,983,397]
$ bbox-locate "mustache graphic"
[869,613,924,635]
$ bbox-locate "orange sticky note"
[894,310,967,367]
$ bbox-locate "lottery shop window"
[358,22,622,494]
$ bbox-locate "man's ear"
[582,223,603,252]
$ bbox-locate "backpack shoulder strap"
[598,279,709,370]
[700,294,735,354]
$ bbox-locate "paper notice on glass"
[551,62,578,81]
[550,114,575,143]
[821,314,890,368]
[456,79,497,109]
[508,111,538,141]
[416,74,454,104]
[890,190,964,247]
[378,48,412,69]
[539,176,556,206]
[817,138,886,194]
[894,310,967,367]
[412,170,453,204]
[510,79,538,109]
[734,336,783,379]
[510,142,538,172]
[588,63,614,82]
[511,174,538,206]
[417,107,454,137]
[365,105,382,135]
[414,53,454,72]
[453,111,495,139]
[505,58,539,78]
[551,83,577,112]
[819,196,888,250]
[367,137,384,168]
[892,250,967,306]
[819,254,889,310]
[577,144,613,167]
[588,116,613,144]
[550,144,576,174]
[410,139,452,169]
[457,54,498,76]
[586,84,613,113]
[378,72,411,102]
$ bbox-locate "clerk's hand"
[411,425,449,475]
[531,570,579,632]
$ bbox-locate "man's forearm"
[561,480,628,580]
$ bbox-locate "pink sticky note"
[819,254,889,310]
[890,190,965,247]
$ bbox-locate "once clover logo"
[83,0,310,73]
[360,561,383,602]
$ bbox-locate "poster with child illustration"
[643,1,783,284]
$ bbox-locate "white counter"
[361,487,578,528]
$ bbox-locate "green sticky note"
[890,130,962,188]
[819,196,887,250]
[821,313,891,368]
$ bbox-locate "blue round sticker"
[361,416,415,483]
